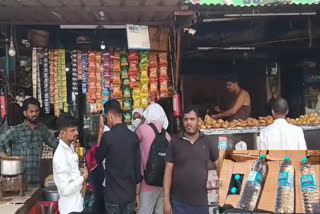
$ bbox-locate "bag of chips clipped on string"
[123,87,131,98]
[128,51,138,61]
[113,52,120,60]
[133,98,141,109]
[120,51,128,67]
[123,99,132,111]
[141,83,149,94]
[122,78,130,87]
[141,94,149,109]
[113,73,121,84]
[123,111,132,124]
[113,60,121,72]
[159,52,168,65]
[149,79,158,94]
[149,53,158,68]
[112,84,123,99]
[139,51,149,65]
[121,68,129,79]
[159,66,168,77]
[149,67,158,80]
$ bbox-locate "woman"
[135,103,170,214]
[131,108,144,132]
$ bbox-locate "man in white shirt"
[53,113,89,214]
[258,98,307,150]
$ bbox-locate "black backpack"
[144,123,169,186]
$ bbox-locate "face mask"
[132,118,142,130]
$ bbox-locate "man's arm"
[163,162,174,214]
[0,128,13,155]
[212,91,247,119]
[95,132,110,163]
[53,158,88,197]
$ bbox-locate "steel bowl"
[0,156,24,176]
[43,185,59,201]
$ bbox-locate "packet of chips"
[123,99,132,111]
[120,55,128,67]
[121,68,129,79]
[123,87,131,98]
[113,60,121,72]
[159,66,168,77]
[141,94,149,108]
[112,84,123,98]
[122,78,130,87]
[113,73,121,84]
[123,111,132,124]
[149,67,158,80]
[141,83,149,94]
[128,51,138,61]
[139,51,149,64]
[159,52,168,65]
[149,80,158,94]
[133,98,141,109]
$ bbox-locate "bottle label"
[248,171,263,185]
[218,142,228,150]
[300,174,318,192]
[278,172,294,190]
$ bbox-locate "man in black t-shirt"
[163,106,219,214]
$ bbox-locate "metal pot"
[0,156,24,176]
[43,185,59,201]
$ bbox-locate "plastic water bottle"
[274,157,295,213]
[218,136,228,150]
[237,155,267,211]
[299,158,320,213]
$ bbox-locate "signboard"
[126,24,151,50]
[186,0,320,6]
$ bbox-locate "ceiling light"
[184,28,196,35]
[100,41,106,50]
[8,37,16,57]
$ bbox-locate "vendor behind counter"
[211,74,251,121]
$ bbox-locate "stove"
[0,173,27,199]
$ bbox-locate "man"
[258,98,307,150]
[95,100,142,214]
[164,106,219,214]
[136,103,171,214]
[0,97,57,184]
[53,113,88,214]
[211,74,251,121]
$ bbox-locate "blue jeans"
[105,201,136,214]
[171,200,209,214]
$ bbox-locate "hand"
[164,199,172,214]
[135,194,140,212]
[211,114,218,120]
[81,181,87,197]
[80,166,89,180]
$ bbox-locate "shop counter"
[0,186,41,214]
[202,126,320,150]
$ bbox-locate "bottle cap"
[302,157,308,164]
[260,154,266,160]
[284,157,290,162]
[231,187,237,194]
[235,174,241,180]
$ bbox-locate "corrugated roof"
[186,0,320,7]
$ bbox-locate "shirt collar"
[111,123,125,129]
[59,139,75,152]
[274,118,287,124]
[23,120,40,130]
[179,131,204,143]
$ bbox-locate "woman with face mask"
[135,103,170,214]
[131,108,144,132]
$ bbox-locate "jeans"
[171,200,209,214]
[136,190,163,214]
[105,201,136,214]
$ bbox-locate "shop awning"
[186,0,320,6]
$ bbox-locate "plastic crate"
[28,201,59,214]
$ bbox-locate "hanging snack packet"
[123,99,132,111]
[139,51,149,64]
[113,60,121,72]
[133,98,141,109]
[159,66,168,77]
[149,80,158,94]
[121,68,129,79]
[141,94,149,109]
[113,52,120,60]
[141,83,149,94]
[123,87,131,98]
[123,111,132,124]
[149,67,158,80]
[113,73,121,84]
[112,84,123,99]
[159,52,168,65]
[128,51,138,61]
[122,78,130,87]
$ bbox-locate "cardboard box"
[219,150,320,213]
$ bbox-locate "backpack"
[144,123,169,186]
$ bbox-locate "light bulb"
[100,41,106,50]
[9,39,16,57]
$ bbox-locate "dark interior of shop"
[181,9,320,119]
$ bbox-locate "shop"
[0,0,182,213]
[179,0,320,149]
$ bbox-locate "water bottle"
[274,157,295,213]
[299,158,320,213]
[218,136,228,150]
[237,155,267,211]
